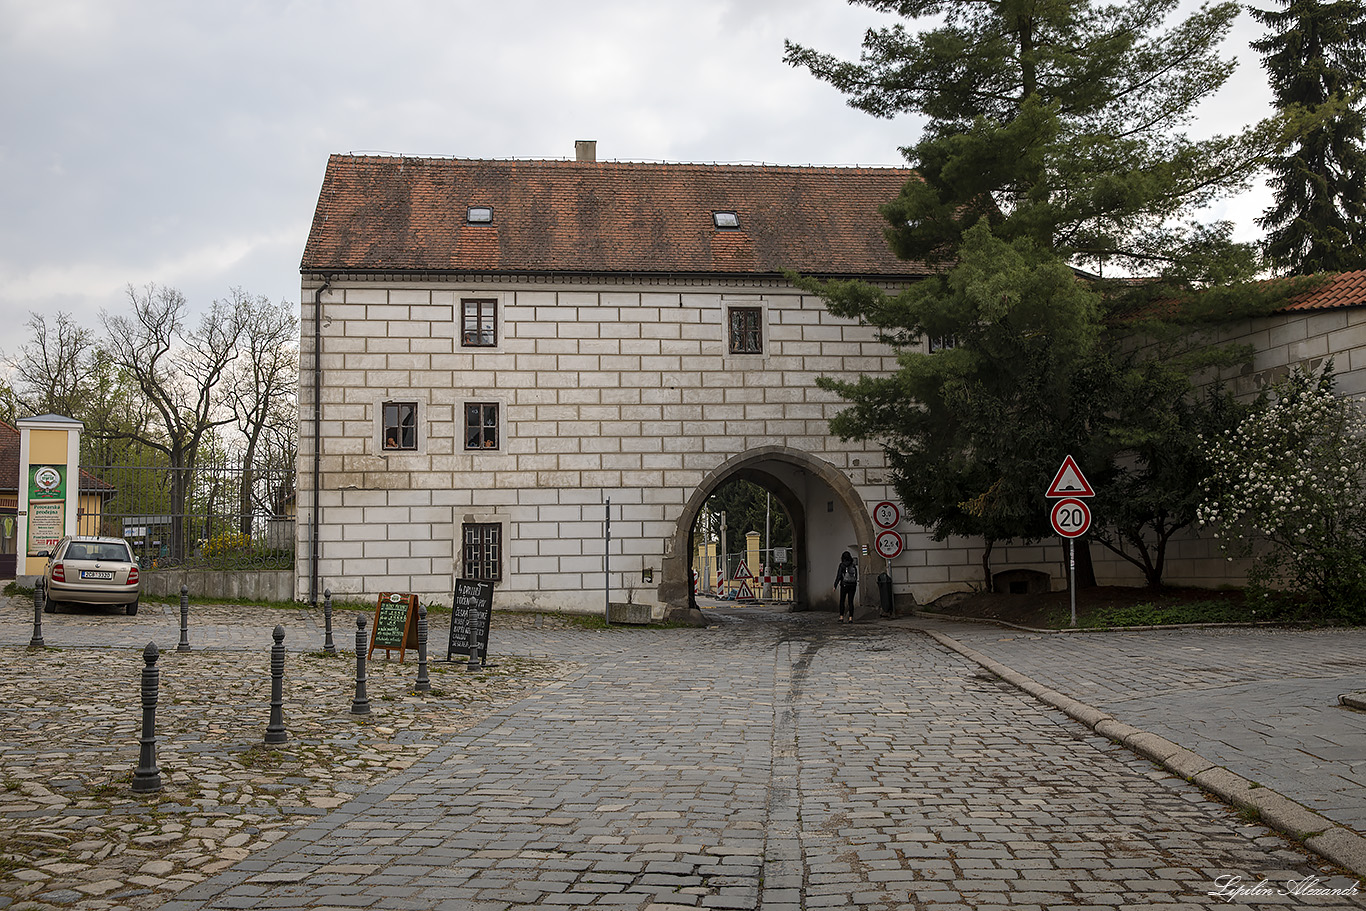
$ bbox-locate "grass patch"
[137,591,452,615]
[237,746,285,769]
[1067,599,1263,629]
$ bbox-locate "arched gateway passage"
[660,447,877,620]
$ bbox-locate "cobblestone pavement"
[159,607,1359,909]
[0,595,579,911]
[4,596,1364,909]
[901,616,1366,834]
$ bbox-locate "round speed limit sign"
[1050,497,1091,538]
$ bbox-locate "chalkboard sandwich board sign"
[369,592,419,660]
[448,579,493,662]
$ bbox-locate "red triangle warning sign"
[1046,455,1095,498]
[735,580,756,600]
[733,559,752,580]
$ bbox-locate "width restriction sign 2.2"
[1050,497,1091,538]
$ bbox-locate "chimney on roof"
[575,140,597,163]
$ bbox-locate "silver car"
[41,536,141,615]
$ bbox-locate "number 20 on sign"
[1050,497,1091,538]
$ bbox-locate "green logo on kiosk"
[29,465,65,500]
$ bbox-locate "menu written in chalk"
[448,579,493,661]
[369,592,419,660]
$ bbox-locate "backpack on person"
[844,560,858,587]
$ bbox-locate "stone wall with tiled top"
[1216,306,1366,399]
[1131,305,1366,590]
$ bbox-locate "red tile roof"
[1278,269,1366,312]
[302,156,927,279]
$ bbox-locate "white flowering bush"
[1198,366,1366,620]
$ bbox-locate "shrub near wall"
[1199,367,1366,620]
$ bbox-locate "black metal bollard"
[350,616,370,715]
[29,580,45,648]
[415,605,430,693]
[177,585,191,652]
[467,643,482,672]
[323,588,336,655]
[264,624,288,744]
[132,642,163,793]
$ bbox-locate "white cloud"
[0,0,1281,339]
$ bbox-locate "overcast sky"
[0,0,1275,351]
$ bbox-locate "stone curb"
[1341,692,1366,711]
[921,628,1366,880]
[906,608,1289,635]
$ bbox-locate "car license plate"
[80,570,115,580]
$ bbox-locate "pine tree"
[784,0,1289,587]
[1251,0,1366,275]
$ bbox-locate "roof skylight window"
[467,206,493,224]
[713,211,740,229]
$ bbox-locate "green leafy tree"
[785,0,1285,588]
[702,479,793,564]
[1198,366,1366,619]
[1251,0,1366,274]
[1089,361,1244,587]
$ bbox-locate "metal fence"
[79,459,295,570]
[698,548,797,602]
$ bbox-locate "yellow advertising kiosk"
[17,415,83,579]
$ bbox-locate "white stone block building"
[296,147,1366,615]
[297,150,938,618]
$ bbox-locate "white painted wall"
[298,274,1366,609]
[297,277,928,611]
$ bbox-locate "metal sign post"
[1069,540,1076,628]
[604,497,611,626]
[1045,457,1094,630]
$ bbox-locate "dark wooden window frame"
[461,298,498,347]
[728,306,763,355]
[464,402,499,450]
[382,401,418,451]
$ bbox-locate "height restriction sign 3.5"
[1050,497,1091,538]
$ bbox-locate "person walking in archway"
[834,551,858,623]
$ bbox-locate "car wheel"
[126,600,139,616]
[43,599,58,614]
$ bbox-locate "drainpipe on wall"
[309,276,331,608]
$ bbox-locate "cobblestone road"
[131,606,1360,911]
